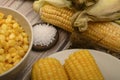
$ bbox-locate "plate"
[48,49,120,80]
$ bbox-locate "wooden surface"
[0,0,120,80]
[0,0,71,80]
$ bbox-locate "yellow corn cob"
[40,4,120,52]
[40,4,74,32]
[64,50,104,80]
[80,22,120,52]
[31,58,68,80]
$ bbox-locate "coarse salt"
[33,24,57,46]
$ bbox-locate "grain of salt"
[33,24,57,46]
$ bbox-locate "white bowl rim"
[0,6,33,77]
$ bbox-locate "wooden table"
[1,0,120,80]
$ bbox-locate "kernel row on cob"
[39,4,120,52]
[31,50,104,80]
[64,50,104,80]
[32,58,68,80]
[80,22,120,52]
[40,4,74,32]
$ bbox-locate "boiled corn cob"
[31,58,68,80]
[64,50,104,80]
[40,4,74,32]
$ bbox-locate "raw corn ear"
[31,58,68,80]
[40,4,74,32]
[64,50,104,80]
[80,22,120,52]
[39,4,120,52]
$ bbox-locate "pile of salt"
[33,24,57,47]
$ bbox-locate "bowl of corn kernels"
[0,7,33,80]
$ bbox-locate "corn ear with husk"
[35,4,120,52]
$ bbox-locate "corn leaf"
[33,0,72,13]
[72,0,120,32]
[87,0,120,21]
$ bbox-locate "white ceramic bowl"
[0,7,33,80]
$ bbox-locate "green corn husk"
[72,0,120,32]
[33,0,72,13]
[114,19,120,25]
[70,0,97,10]
[87,0,120,21]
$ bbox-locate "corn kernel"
[11,20,16,23]
[7,58,13,64]
[8,48,16,53]
[13,23,19,28]
[7,23,13,27]
[17,34,23,41]
[1,24,8,30]
[12,55,21,62]
[5,15,12,23]
[0,48,4,55]
[23,44,29,52]
[0,19,5,25]
[0,12,4,19]
[0,41,8,49]
[5,54,11,59]
[0,55,5,62]
[18,49,25,57]
[16,46,23,50]
[22,32,27,37]
[0,35,5,41]
[0,30,6,34]
[9,33,15,39]
[0,63,6,72]
[4,31,10,37]
[23,37,29,44]
[5,64,13,70]
[8,40,16,47]
[0,63,4,74]
[11,52,18,58]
